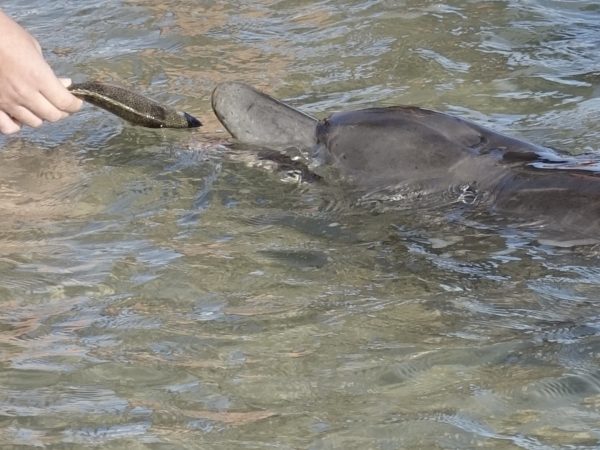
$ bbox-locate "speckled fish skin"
[69,82,201,128]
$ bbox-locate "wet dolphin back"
[315,106,547,189]
[315,107,485,188]
[211,82,318,150]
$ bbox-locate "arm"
[0,10,82,134]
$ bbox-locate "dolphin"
[212,81,600,239]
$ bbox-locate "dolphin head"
[211,82,318,151]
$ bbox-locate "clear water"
[1,1,600,448]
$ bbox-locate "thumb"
[33,37,43,55]
[58,78,73,88]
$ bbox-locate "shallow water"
[1,1,600,448]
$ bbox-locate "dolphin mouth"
[211,82,318,151]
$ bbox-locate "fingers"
[0,72,82,135]
[10,94,71,127]
[9,105,43,128]
[0,110,21,134]
[9,90,68,124]
[58,77,72,88]
[40,73,83,114]
[32,91,70,122]
[32,36,42,55]
[0,85,73,134]
[0,12,81,135]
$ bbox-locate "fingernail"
[59,78,73,88]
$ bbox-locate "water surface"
[1,1,600,448]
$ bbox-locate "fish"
[69,82,201,128]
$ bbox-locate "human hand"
[0,11,83,134]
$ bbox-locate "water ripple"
[2,0,600,448]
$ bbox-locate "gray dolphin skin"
[212,81,600,238]
[69,82,202,128]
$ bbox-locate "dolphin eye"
[470,134,488,150]
[480,145,504,155]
